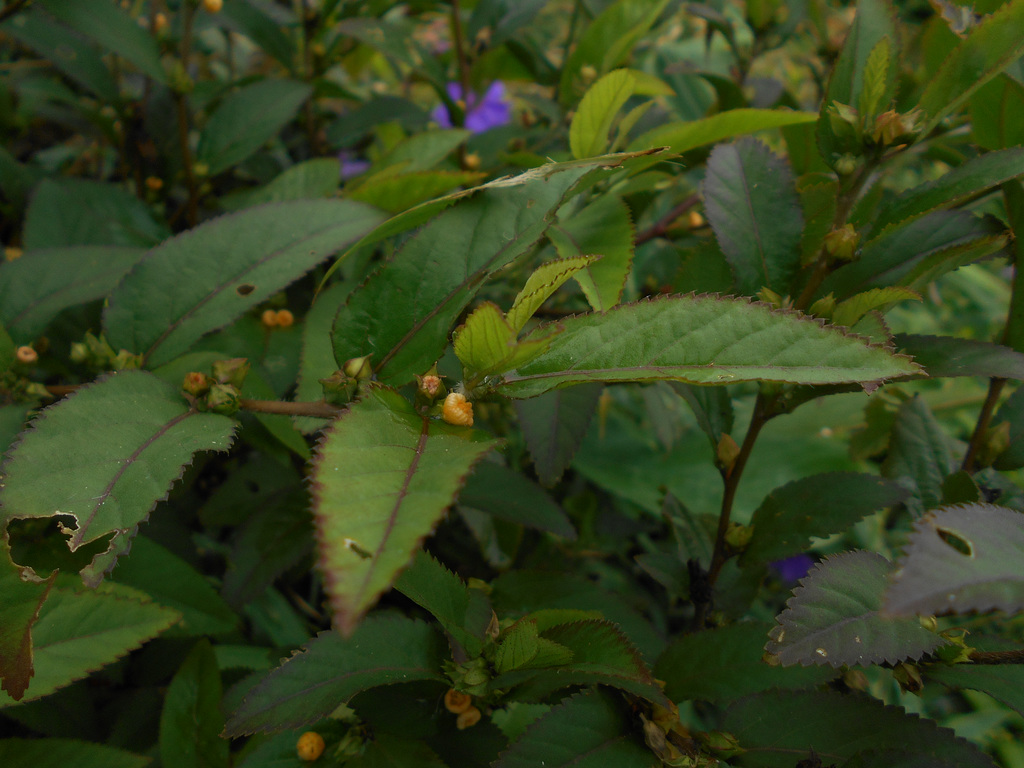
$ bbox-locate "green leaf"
[916,0,1024,136]
[881,395,955,517]
[858,37,894,120]
[0,738,150,768]
[454,302,558,379]
[548,195,635,311]
[294,282,351,434]
[629,108,818,154]
[112,536,238,637]
[832,287,921,328]
[39,0,166,83]
[722,690,996,768]
[0,371,237,586]
[570,69,637,159]
[928,653,1024,719]
[459,461,576,539]
[765,551,941,667]
[704,138,803,296]
[347,170,486,214]
[495,619,542,673]
[197,80,313,176]
[669,383,734,450]
[883,504,1024,616]
[0,544,56,701]
[798,178,839,265]
[0,585,179,706]
[310,388,496,634]
[492,294,922,399]
[971,76,1024,150]
[507,256,601,334]
[0,246,144,341]
[493,691,654,768]
[221,0,295,68]
[104,200,384,367]
[375,129,472,173]
[220,158,341,211]
[655,622,835,704]
[160,640,228,768]
[224,617,447,736]
[513,384,603,486]
[994,384,1024,470]
[743,473,909,565]
[394,549,487,657]
[895,334,1024,380]
[869,147,1024,236]
[332,158,611,385]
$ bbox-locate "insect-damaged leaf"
[765,551,941,668]
[0,542,55,701]
[310,388,496,635]
[0,371,237,586]
[884,504,1024,617]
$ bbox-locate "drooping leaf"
[655,622,835,704]
[160,640,228,768]
[506,255,601,333]
[915,0,1024,136]
[0,543,56,701]
[0,246,145,342]
[491,294,922,399]
[703,138,804,295]
[548,195,635,311]
[0,585,180,706]
[310,388,496,635]
[459,461,576,539]
[894,334,1024,380]
[831,287,921,328]
[104,200,383,367]
[722,690,996,768]
[629,109,818,155]
[743,473,909,565]
[883,504,1024,616]
[0,371,237,586]
[513,383,603,486]
[570,69,637,159]
[493,691,654,768]
[347,170,486,213]
[224,617,447,736]
[394,549,488,657]
[765,551,942,667]
[196,80,313,176]
[881,395,955,517]
[0,738,150,768]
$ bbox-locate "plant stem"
[635,194,700,245]
[450,0,471,116]
[174,1,199,227]
[0,0,31,24]
[961,377,1005,473]
[968,648,1024,665]
[299,0,321,156]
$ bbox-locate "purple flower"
[338,150,370,180]
[432,82,512,133]
[771,554,815,584]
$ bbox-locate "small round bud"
[145,176,164,191]
[343,355,373,380]
[418,374,444,400]
[296,731,325,761]
[153,12,169,35]
[182,371,211,398]
[463,152,481,171]
[456,706,482,730]
[834,154,858,176]
[261,309,279,328]
[202,0,223,13]
[687,210,705,229]
[580,64,598,83]
[16,346,38,364]
[4,246,23,261]
[442,393,474,426]
[275,309,294,328]
[444,688,473,714]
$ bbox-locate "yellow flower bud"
[442,393,474,426]
[456,706,482,730]
[275,309,295,328]
[202,0,223,13]
[145,176,164,191]
[153,12,169,35]
[261,309,279,328]
[444,688,473,714]
[296,731,325,761]
[16,346,38,364]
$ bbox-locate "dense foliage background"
[2,0,1024,766]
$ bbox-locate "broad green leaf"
[221,0,295,67]
[0,246,144,341]
[722,690,996,768]
[104,200,384,367]
[375,129,472,173]
[971,76,1024,150]
[869,147,1024,236]
[669,383,735,450]
[224,617,447,736]
[994,384,1024,470]
[765,551,941,667]
[39,0,167,83]
[494,618,542,673]
[548,195,635,311]
[513,384,603,486]
[491,294,922,399]
[1006,181,1024,353]
[704,138,803,295]
[881,395,955,517]
[743,473,909,565]
[884,504,1024,616]
[0,325,12,373]
[112,536,238,637]
[160,640,228,768]
[493,691,654,768]
[798,178,839,265]
[294,282,351,434]
[832,287,921,328]
[506,255,600,333]
[460,461,576,539]
[570,69,637,159]
[220,158,341,211]
[347,170,486,213]
[895,334,1024,380]
[858,37,894,120]
[629,108,818,154]
[197,80,313,176]
[0,585,179,706]
[916,0,1024,136]
[0,544,56,701]
[0,738,149,768]
[655,622,835,704]
[0,371,237,586]
[358,734,450,768]
[454,302,558,379]
[23,178,170,249]
[394,549,487,656]
[929,654,1024,718]
[310,388,496,634]
[332,158,614,385]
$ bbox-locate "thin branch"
[961,377,1005,473]
[0,0,31,24]
[635,194,700,246]
[968,648,1024,665]
[238,398,342,419]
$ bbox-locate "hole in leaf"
[936,527,973,557]
[6,516,114,574]
[236,284,256,296]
